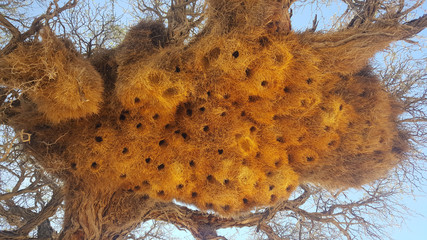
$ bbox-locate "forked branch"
[0,0,78,55]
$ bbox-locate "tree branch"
[144,185,311,239]
[0,13,20,38]
[0,0,78,55]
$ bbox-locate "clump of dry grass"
[0,28,104,123]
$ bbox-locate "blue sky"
[392,192,427,239]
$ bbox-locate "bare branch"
[1,0,78,55]
[0,13,20,38]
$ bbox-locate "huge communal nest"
[0,0,425,239]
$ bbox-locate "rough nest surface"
[0,0,408,217]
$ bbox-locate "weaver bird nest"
[1,0,422,238]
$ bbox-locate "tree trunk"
[59,183,154,240]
